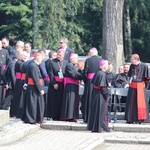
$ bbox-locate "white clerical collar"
[64,46,67,51]
[136,61,140,65]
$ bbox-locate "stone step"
[41,120,150,133]
[0,110,9,127]
[79,112,125,120]
[0,118,40,146]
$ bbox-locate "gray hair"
[16,41,24,48]
[90,50,98,56]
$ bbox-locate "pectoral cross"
[133,75,137,79]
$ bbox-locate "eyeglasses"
[2,43,5,44]
[59,42,63,44]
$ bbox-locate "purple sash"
[2,65,6,70]
[16,72,21,79]
[44,75,50,81]
[54,76,64,82]
[93,85,101,89]
[64,77,79,87]
[87,73,95,79]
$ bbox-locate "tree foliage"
[0,0,32,44]
[129,0,150,62]
[0,0,149,62]
[41,0,86,54]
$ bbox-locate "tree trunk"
[123,0,132,62]
[32,0,39,49]
[102,0,124,73]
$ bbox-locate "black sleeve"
[111,74,116,87]
[66,64,83,80]
[101,87,109,100]
[83,59,88,79]
[30,65,42,93]
[39,61,47,79]
[48,62,57,85]
[5,50,10,66]
[10,64,16,89]
[114,75,122,88]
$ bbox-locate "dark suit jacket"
[63,47,73,62]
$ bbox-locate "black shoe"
[68,119,77,122]
[126,121,133,124]
[53,118,59,121]
[104,129,111,132]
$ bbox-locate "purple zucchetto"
[70,53,78,59]
[99,60,107,67]
[57,48,65,53]
[90,47,97,52]
[70,52,75,57]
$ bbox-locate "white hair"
[90,50,98,56]
[16,41,24,48]
[19,51,28,58]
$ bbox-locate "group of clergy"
[0,36,149,133]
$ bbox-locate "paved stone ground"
[1,118,150,150]
[0,129,104,150]
[0,118,40,146]
[94,143,150,150]
[1,128,150,150]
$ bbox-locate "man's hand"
[5,84,9,90]
[40,90,45,95]
[53,84,58,90]
[23,83,28,90]
[124,84,129,88]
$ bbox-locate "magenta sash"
[64,77,79,87]
[54,76,64,82]
[44,75,50,81]
[87,73,95,79]
[16,72,21,79]
[93,85,101,89]
[2,65,6,70]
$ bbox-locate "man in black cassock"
[47,48,67,120]
[22,53,45,124]
[114,63,130,112]
[106,62,116,114]
[125,54,149,124]
[44,50,57,86]
[0,54,18,110]
[10,51,28,118]
[115,63,130,88]
[44,51,57,117]
[59,37,73,62]
[0,40,9,108]
[60,53,83,122]
[106,62,116,87]
[82,47,102,122]
[87,60,110,132]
